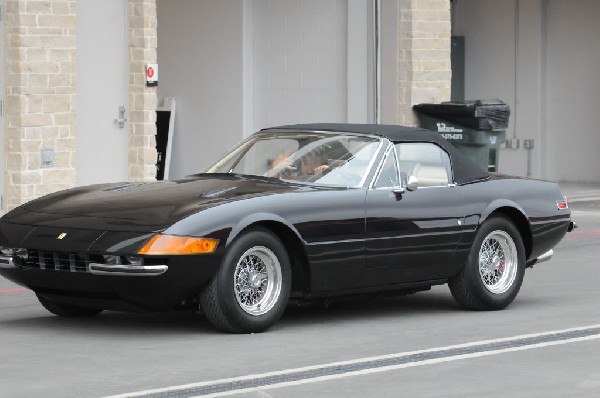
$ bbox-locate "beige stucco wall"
[3,0,158,211]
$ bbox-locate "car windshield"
[204,132,381,187]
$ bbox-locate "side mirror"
[392,185,405,195]
[406,175,419,191]
[392,174,418,196]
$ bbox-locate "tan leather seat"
[413,163,449,187]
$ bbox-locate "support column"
[4,0,78,210]
[382,0,451,126]
[128,0,158,182]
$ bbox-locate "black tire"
[37,295,103,318]
[449,215,526,311]
[201,227,292,333]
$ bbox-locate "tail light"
[557,197,569,210]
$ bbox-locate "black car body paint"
[0,124,571,313]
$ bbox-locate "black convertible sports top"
[261,123,489,185]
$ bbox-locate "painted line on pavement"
[107,324,600,398]
[0,287,27,294]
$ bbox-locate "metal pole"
[374,0,381,124]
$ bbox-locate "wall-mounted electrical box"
[524,139,535,149]
[41,148,54,167]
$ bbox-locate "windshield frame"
[202,130,385,189]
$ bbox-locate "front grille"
[26,250,103,273]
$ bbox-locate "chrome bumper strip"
[0,254,167,276]
[0,255,18,269]
[89,263,168,276]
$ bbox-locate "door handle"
[114,105,128,128]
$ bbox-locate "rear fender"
[480,199,527,224]
[480,199,533,259]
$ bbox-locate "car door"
[365,142,466,285]
[292,188,369,293]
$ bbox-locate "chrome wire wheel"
[233,246,282,316]
[479,230,518,294]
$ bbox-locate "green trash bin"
[413,100,510,172]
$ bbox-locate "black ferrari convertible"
[0,124,573,333]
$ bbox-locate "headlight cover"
[137,234,218,255]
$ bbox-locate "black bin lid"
[413,99,510,131]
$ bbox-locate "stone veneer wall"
[397,0,452,126]
[4,0,78,210]
[3,0,158,211]
[128,0,157,182]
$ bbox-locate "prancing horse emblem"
[57,233,67,240]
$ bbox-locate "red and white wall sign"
[146,64,158,87]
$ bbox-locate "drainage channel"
[108,324,600,398]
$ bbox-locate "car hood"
[12,174,304,231]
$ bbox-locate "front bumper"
[0,252,223,312]
[0,216,227,311]
[1,254,168,276]
[88,263,168,276]
[0,255,17,269]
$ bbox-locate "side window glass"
[373,149,399,188]
[395,143,451,187]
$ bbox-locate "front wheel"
[449,215,526,310]
[201,227,292,333]
[37,295,103,317]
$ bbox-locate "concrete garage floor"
[1,186,599,398]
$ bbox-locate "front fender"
[226,212,305,247]
[163,199,305,251]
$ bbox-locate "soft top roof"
[261,123,489,185]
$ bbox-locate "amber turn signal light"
[138,234,218,255]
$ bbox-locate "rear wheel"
[201,227,291,333]
[449,215,526,310]
[37,295,103,318]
